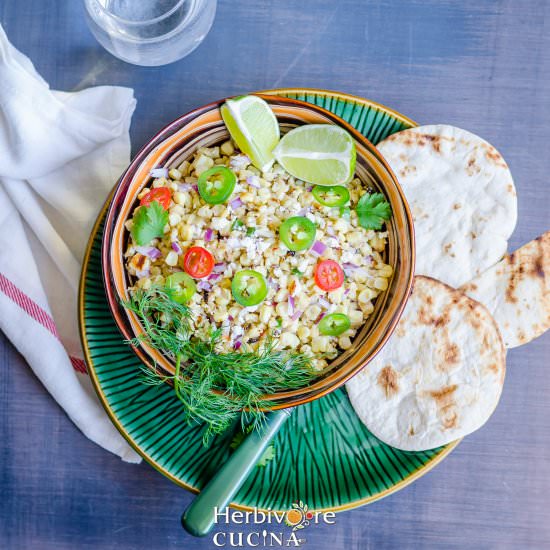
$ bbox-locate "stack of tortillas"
[346,125,549,451]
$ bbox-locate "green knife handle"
[181,409,291,537]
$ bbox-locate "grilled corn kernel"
[358,288,376,303]
[280,332,300,348]
[221,141,235,156]
[312,336,329,353]
[373,277,388,291]
[338,336,352,350]
[193,155,214,175]
[164,251,178,266]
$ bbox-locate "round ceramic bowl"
[102,94,415,409]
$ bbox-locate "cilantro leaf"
[256,444,276,467]
[339,206,351,220]
[131,201,168,245]
[231,219,244,231]
[355,192,392,230]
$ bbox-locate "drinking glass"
[83,0,217,66]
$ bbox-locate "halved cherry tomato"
[314,260,344,291]
[183,246,214,279]
[140,187,171,210]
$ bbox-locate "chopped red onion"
[314,312,326,325]
[344,288,351,296]
[150,168,168,179]
[213,262,226,273]
[342,262,360,276]
[135,246,161,259]
[204,228,214,241]
[310,240,327,256]
[233,339,242,350]
[207,272,221,282]
[228,315,234,322]
[306,185,313,192]
[318,297,331,309]
[178,183,194,192]
[288,295,295,315]
[233,325,245,336]
[197,281,211,291]
[230,197,244,210]
[291,309,303,322]
[192,184,199,192]
[135,268,150,279]
[246,175,261,188]
[171,241,183,254]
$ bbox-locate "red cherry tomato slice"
[140,187,171,210]
[314,260,344,291]
[183,246,215,279]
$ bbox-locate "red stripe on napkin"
[70,356,88,374]
[0,272,88,374]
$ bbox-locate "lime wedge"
[273,124,356,186]
[220,95,280,172]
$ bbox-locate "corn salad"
[125,141,392,370]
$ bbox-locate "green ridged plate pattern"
[80,89,456,512]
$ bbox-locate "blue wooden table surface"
[1,1,549,548]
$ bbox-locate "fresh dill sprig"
[124,287,316,444]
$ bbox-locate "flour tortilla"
[346,276,506,451]
[460,231,549,348]
[377,125,517,288]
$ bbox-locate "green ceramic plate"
[79,89,458,513]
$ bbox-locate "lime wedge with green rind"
[273,124,356,186]
[221,95,280,172]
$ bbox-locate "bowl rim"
[101,93,415,408]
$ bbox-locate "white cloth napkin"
[0,24,141,463]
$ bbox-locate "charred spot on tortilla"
[444,343,460,365]
[442,409,458,430]
[534,251,545,278]
[485,146,508,168]
[466,155,481,175]
[505,272,519,304]
[429,384,458,404]
[377,366,399,399]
